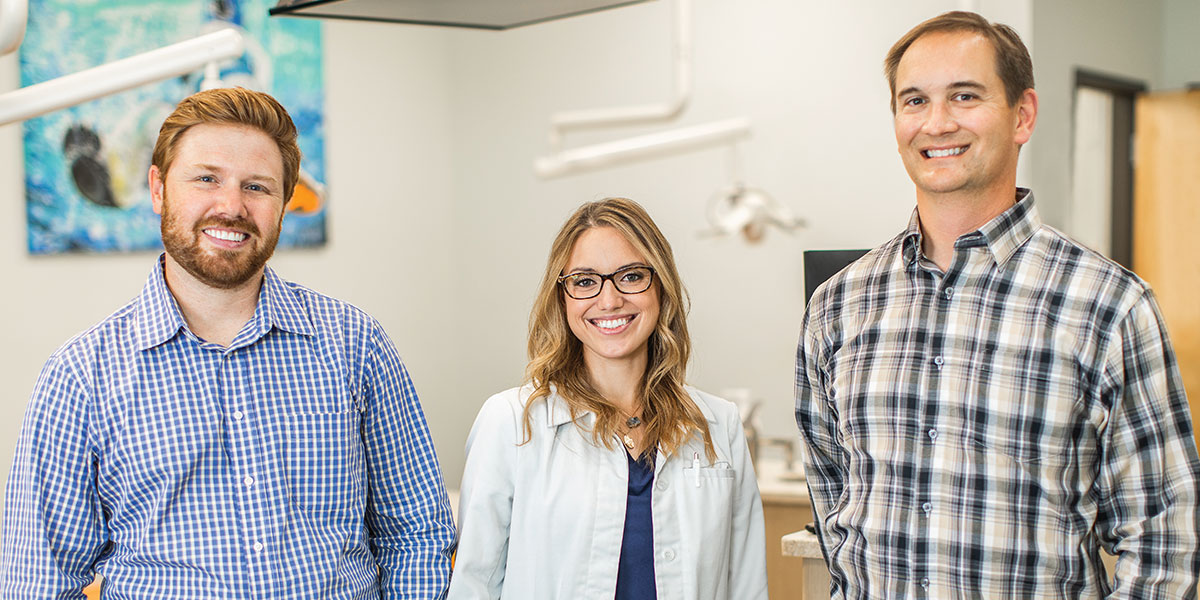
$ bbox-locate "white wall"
[1162,0,1200,90]
[2,0,1189,508]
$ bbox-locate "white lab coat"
[448,385,768,600]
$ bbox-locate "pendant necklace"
[621,415,643,450]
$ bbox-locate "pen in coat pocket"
[693,452,701,487]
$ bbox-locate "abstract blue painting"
[21,0,326,254]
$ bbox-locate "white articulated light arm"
[0,28,245,127]
[545,0,692,149]
[0,0,27,56]
[533,0,753,180]
[535,117,750,179]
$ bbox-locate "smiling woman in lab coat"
[448,198,767,600]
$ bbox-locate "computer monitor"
[802,249,869,305]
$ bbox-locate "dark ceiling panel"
[269,0,654,30]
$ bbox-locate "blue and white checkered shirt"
[1,256,455,599]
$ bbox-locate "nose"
[921,100,958,136]
[595,278,624,310]
[211,185,249,218]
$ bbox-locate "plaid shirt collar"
[134,254,314,351]
[901,187,1039,268]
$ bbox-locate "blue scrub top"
[615,449,657,599]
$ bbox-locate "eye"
[245,183,268,193]
[903,96,925,107]
[197,175,217,183]
[618,268,647,284]
[953,92,978,102]
[569,274,599,288]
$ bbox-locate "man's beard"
[160,197,280,290]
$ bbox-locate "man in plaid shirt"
[795,11,1199,599]
[1,88,455,598]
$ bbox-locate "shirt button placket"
[224,352,265,576]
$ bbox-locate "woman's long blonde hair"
[523,198,715,460]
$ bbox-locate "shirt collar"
[256,265,315,339]
[133,254,313,351]
[133,254,188,351]
[901,188,1039,268]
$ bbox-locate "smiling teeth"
[925,147,966,158]
[205,229,247,242]
[593,317,631,329]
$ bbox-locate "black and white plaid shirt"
[795,189,1200,599]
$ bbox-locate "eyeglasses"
[558,265,656,300]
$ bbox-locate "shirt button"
[927,429,938,442]
[932,355,944,368]
[921,577,930,590]
[656,478,668,491]
[922,502,932,514]
[233,410,244,420]
[943,288,954,300]
[243,476,255,487]
[252,541,264,552]
[662,549,676,561]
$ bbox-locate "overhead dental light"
[269,0,654,29]
[703,183,806,244]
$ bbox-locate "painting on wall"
[21,0,326,255]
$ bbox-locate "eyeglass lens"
[562,266,653,299]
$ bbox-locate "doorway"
[1069,70,1145,268]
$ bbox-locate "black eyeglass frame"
[557,265,657,300]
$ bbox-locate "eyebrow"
[564,262,648,274]
[897,80,988,99]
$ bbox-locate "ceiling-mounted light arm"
[546,0,691,149]
[0,0,28,56]
[201,60,223,91]
[0,28,245,127]
[535,117,749,179]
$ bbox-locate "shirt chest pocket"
[284,410,366,516]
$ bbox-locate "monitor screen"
[802,249,869,305]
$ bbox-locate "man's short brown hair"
[152,87,302,201]
[884,11,1033,113]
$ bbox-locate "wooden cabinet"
[763,491,815,600]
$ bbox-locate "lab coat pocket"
[677,463,737,573]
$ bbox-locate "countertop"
[754,458,810,506]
